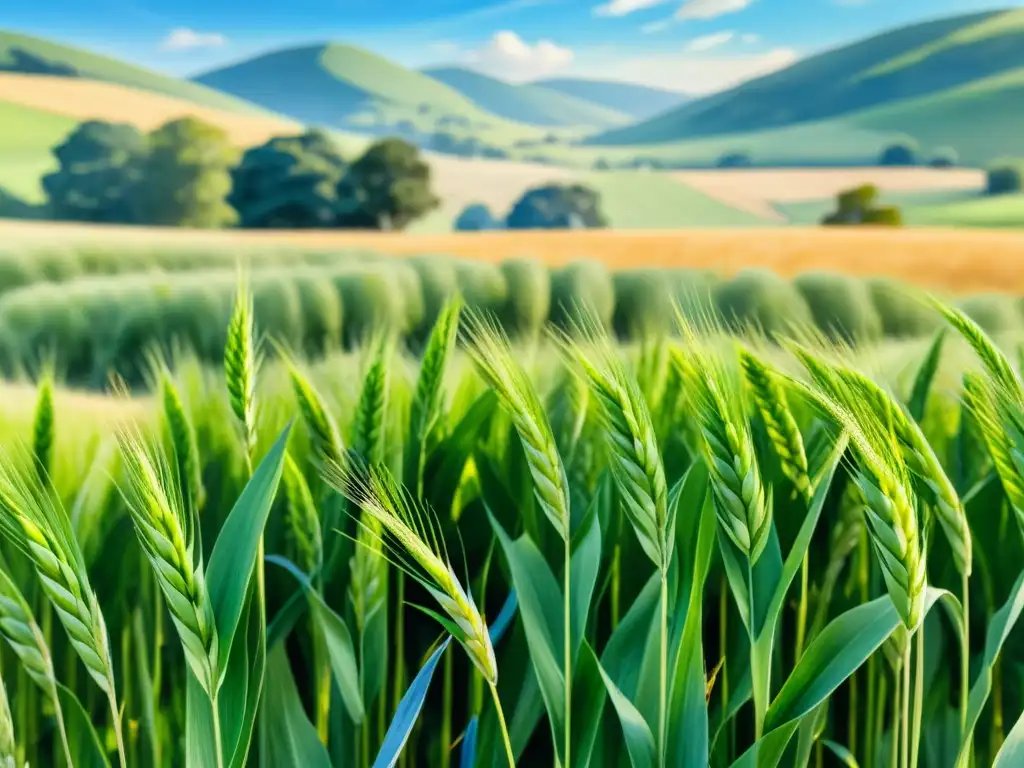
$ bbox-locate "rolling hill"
[0,31,272,115]
[534,78,688,120]
[192,44,554,146]
[590,8,1024,146]
[421,67,630,128]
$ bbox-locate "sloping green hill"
[421,67,629,128]
[0,31,270,114]
[590,8,1024,145]
[193,44,550,145]
[534,78,687,120]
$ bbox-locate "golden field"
[4,218,1024,294]
[0,72,301,146]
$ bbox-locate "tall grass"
[1,282,1024,768]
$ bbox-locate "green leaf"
[570,480,604,663]
[262,644,332,767]
[132,608,161,768]
[597,659,657,768]
[56,682,111,768]
[361,598,389,708]
[907,327,946,422]
[185,669,219,768]
[994,707,1024,767]
[572,640,606,767]
[666,478,716,768]
[488,509,566,755]
[822,740,860,767]
[223,591,264,768]
[956,568,1024,766]
[207,423,291,683]
[268,555,365,724]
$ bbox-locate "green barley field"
[1,243,1024,767]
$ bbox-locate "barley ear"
[158,368,205,517]
[931,297,1021,399]
[558,317,671,571]
[276,345,344,468]
[282,454,323,575]
[465,310,572,542]
[116,429,220,696]
[737,344,811,503]
[225,274,261,462]
[31,369,55,484]
[325,460,498,685]
[0,672,13,761]
[409,295,462,489]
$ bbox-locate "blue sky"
[7,0,1021,92]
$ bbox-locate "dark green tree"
[822,184,902,226]
[454,203,499,231]
[41,120,145,223]
[336,138,439,230]
[505,183,608,229]
[130,117,239,228]
[228,129,348,228]
[987,164,1022,195]
[879,142,917,166]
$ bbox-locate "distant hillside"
[591,8,1024,145]
[421,67,629,128]
[535,78,688,120]
[0,31,271,115]
[193,44,551,146]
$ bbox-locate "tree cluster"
[454,183,609,231]
[42,118,440,230]
[821,184,902,226]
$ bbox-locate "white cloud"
[594,0,671,18]
[741,33,760,43]
[675,0,753,20]
[641,19,675,33]
[463,31,573,81]
[685,31,734,51]
[160,28,227,51]
[573,46,798,94]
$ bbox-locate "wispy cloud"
[675,0,753,20]
[594,0,672,18]
[685,31,734,51]
[641,18,675,33]
[159,28,227,51]
[461,31,573,81]
[741,33,760,43]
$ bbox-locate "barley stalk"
[158,368,206,517]
[31,372,54,484]
[0,455,125,767]
[225,273,260,466]
[465,312,571,541]
[117,428,219,696]
[673,343,770,564]
[282,454,323,575]
[789,377,927,631]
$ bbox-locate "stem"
[313,625,330,744]
[901,643,910,768]
[610,545,621,630]
[489,682,516,768]
[395,573,408,767]
[362,718,370,765]
[872,672,887,768]
[211,692,225,768]
[564,535,572,768]
[960,571,970,737]
[107,682,128,768]
[748,563,765,740]
[890,670,900,768]
[910,626,924,768]
[866,655,877,766]
[796,555,809,660]
[441,648,453,768]
[659,571,669,759]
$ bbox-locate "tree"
[986,164,1023,195]
[878,142,917,166]
[229,129,348,228]
[505,183,608,229]
[455,203,500,231]
[717,151,752,168]
[336,138,439,230]
[42,120,146,223]
[929,147,958,168]
[821,183,902,226]
[129,118,239,228]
